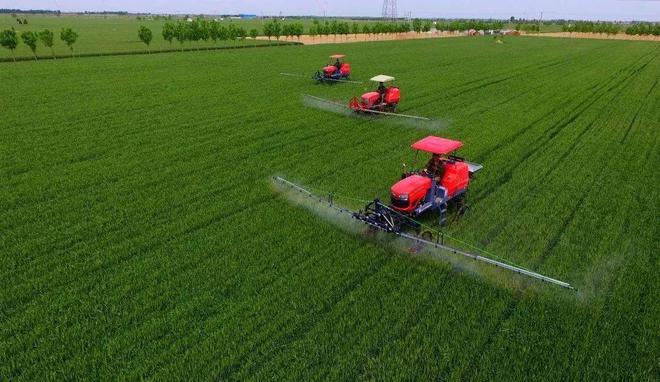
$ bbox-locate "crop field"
[1,36,658,379]
[0,14,296,59]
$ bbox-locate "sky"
[1,0,659,21]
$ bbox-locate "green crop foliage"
[0,36,658,380]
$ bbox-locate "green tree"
[294,23,304,40]
[422,20,432,32]
[60,27,78,57]
[174,21,187,50]
[39,29,55,58]
[162,22,176,47]
[237,26,247,44]
[227,23,239,44]
[352,23,360,37]
[138,26,153,53]
[412,19,423,33]
[21,30,38,60]
[263,22,273,40]
[282,24,291,39]
[309,24,318,40]
[0,28,19,61]
[362,24,371,38]
[272,19,282,40]
[249,28,258,44]
[330,20,339,39]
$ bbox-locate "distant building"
[239,14,257,20]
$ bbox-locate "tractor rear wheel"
[409,229,434,253]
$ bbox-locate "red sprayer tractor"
[349,75,400,113]
[354,136,483,231]
[303,74,429,121]
[314,54,352,83]
[273,136,574,289]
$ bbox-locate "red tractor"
[314,54,352,83]
[349,75,401,113]
[354,136,483,230]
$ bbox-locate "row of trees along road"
[159,20,258,51]
[625,22,660,36]
[561,21,620,35]
[263,20,304,40]
[0,27,77,61]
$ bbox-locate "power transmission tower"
[381,0,398,21]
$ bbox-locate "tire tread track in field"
[459,48,658,380]
[475,53,641,246]
[474,47,658,165]
[620,77,657,143]
[473,49,658,203]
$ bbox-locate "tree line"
[561,21,659,36]
[625,22,660,36]
[0,27,78,61]
[160,19,259,50]
[436,20,506,32]
[561,21,620,35]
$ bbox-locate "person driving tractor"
[425,154,445,182]
[377,81,387,103]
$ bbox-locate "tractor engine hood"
[391,175,432,199]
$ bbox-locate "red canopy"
[411,136,463,154]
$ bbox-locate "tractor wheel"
[409,229,434,253]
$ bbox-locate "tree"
[0,28,18,61]
[412,19,423,33]
[60,27,78,57]
[271,19,282,40]
[362,24,371,39]
[174,21,187,50]
[21,30,38,60]
[263,22,273,40]
[422,20,432,32]
[227,23,238,44]
[138,25,153,53]
[237,26,247,44]
[294,23,303,40]
[309,24,318,40]
[330,20,339,39]
[162,22,175,47]
[199,19,210,46]
[352,23,360,37]
[249,28,258,44]
[282,24,292,40]
[39,29,55,58]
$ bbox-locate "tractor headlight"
[399,194,409,201]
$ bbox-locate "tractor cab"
[315,54,351,82]
[389,136,483,225]
[349,75,400,112]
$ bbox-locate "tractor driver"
[425,154,445,182]
[335,58,341,70]
[377,81,387,103]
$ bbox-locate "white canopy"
[370,75,395,83]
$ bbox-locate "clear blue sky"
[2,0,659,21]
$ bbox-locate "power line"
[382,0,398,21]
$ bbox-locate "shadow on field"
[302,94,450,132]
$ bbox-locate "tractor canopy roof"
[330,54,346,58]
[412,136,463,154]
[370,75,395,83]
